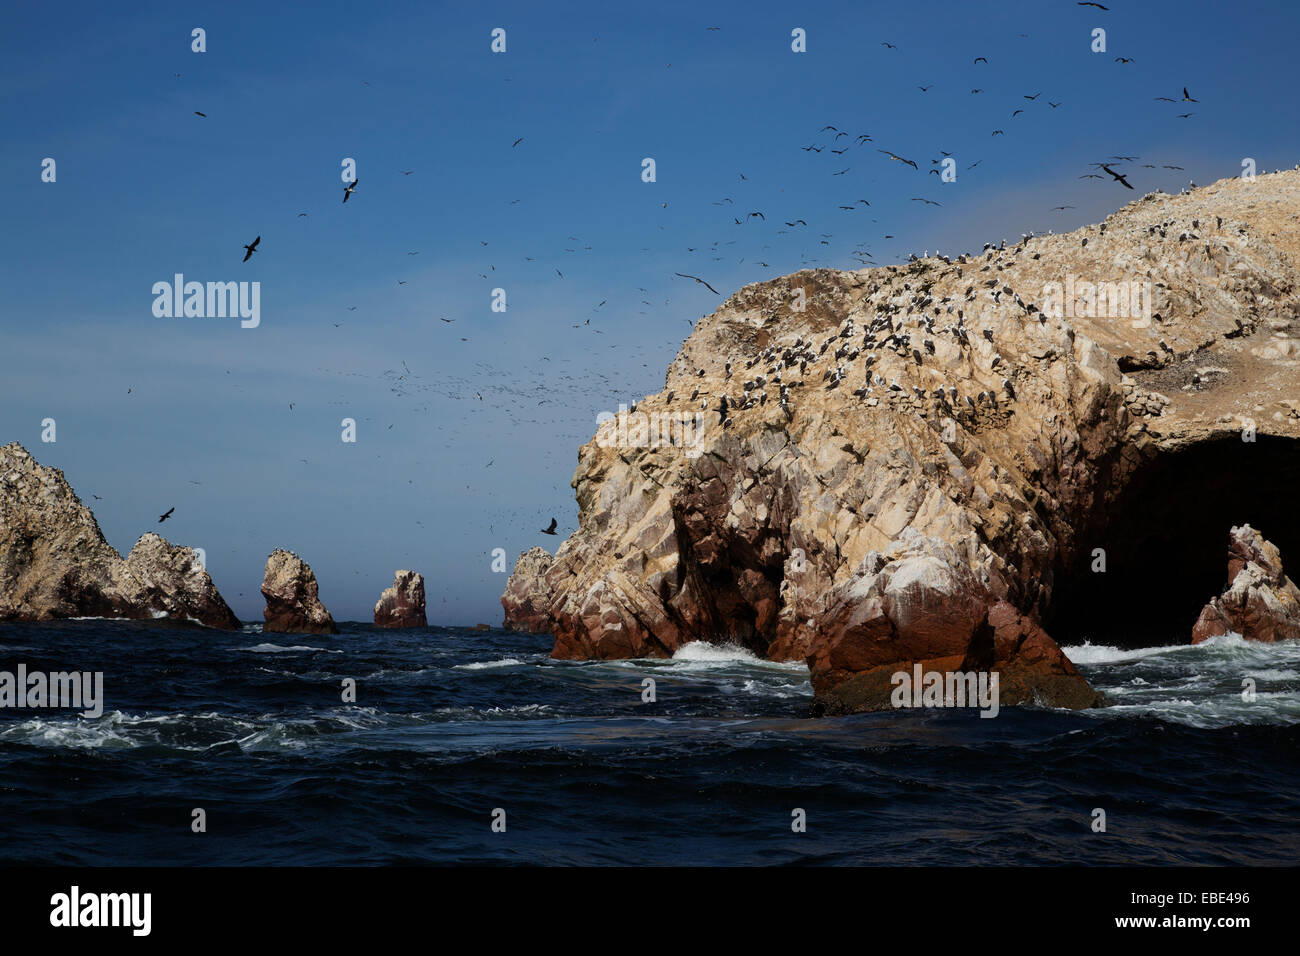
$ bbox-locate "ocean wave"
[453,658,528,670]
[238,643,342,654]
[668,642,808,671]
[1062,633,1298,665]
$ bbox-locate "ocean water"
[0,620,1296,865]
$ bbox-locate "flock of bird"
[165,4,1221,570]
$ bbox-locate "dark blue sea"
[0,620,1297,865]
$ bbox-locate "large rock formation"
[1192,525,1300,643]
[374,570,427,628]
[500,548,555,633]
[0,442,239,627]
[261,549,338,634]
[503,169,1300,714]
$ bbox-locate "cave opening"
[1044,434,1300,649]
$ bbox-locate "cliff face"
[0,443,240,627]
[503,169,1300,713]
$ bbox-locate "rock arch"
[1045,434,1300,648]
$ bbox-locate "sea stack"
[373,570,427,629]
[261,549,338,634]
[125,532,241,629]
[0,442,238,627]
[501,169,1300,715]
[1192,525,1300,643]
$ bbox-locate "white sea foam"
[239,643,340,654]
[1067,633,1300,727]
[668,642,807,671]
[1062,641,1190,664]
[454,658,527,670]
[672,641,761,662]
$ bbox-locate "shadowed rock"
[374,570,427,628]
[261,549,337,634]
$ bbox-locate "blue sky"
[3,0,1298,623]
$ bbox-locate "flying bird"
[158,507,175,523]
[675,272,720,294]
[1183,87,1198,102]
[343,179,359,203]
[540,518,558,535]
[1077,1,1108,8]
[242,236,260,262]
[878,149,918,170]
[973,56,988,64]
[193,111,206,117]
[512,138,523,147]
[1099,164,1134,189]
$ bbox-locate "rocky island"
[503,169,1300,714]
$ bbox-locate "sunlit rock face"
[262,549,337,635]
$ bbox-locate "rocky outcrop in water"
[501,548,556,633]
[1192,525,1300,643]
[261,549,337,634]
[125,532,241,629]
[0,442,239,627]
[374,570,427,629]
[503,169,1300,714]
